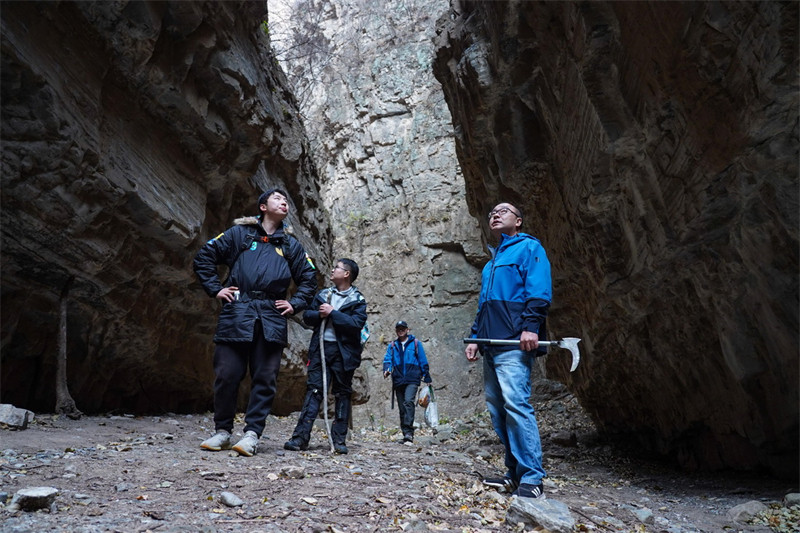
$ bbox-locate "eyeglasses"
[332,266,349,272]
[488,207,521,220]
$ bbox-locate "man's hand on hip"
[216,286,239,303]
[275,300,294,316]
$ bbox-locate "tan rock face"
[433,1,798,475]
[1,1,329,415]
[269,0,490,424]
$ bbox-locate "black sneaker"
[512,483,544,499]
[283,438,308,451]
[333,443,348,454]
[482,476,519,493]
[402,433,413,443]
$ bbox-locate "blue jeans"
[483,349,545,485]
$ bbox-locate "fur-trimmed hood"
[232,216,295,236]
[234,216,260,226]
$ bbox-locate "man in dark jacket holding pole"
[465,202,552,499]
[383,321,432,443]
[284,258,367,454]
[193,189,317,457]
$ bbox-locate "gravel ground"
[1,394,796,532]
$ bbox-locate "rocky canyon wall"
[433,0,798,475]
[3,0,797,479]
[269,0,493,425]
[1,1,331,415]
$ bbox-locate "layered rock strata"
[433,0,798,475]
[1,1,330,414]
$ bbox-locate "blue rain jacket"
[470,232,552,353]
[382,334,432,386]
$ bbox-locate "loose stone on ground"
[0,406,793,532]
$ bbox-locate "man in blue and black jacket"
[193,188,317,457]
[284,258,367,455]
[383,321,432,443]
[465,202,552,500]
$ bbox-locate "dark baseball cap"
[395,321,408,329]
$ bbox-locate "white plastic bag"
[423,386,438,428]
[417,384,431,408]
[424,400,439,428]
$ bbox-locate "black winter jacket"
[193,217,317,345]
[303,287,367,372]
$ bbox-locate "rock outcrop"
[269,0,489,423]
[1,1,330,414]
[433,0,798,475]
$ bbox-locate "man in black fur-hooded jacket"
[193,188,317,457]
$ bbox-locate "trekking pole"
[320,290,335,453]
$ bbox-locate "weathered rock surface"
[1,1,331,415]
[2,0,797,484]
[507,497,576,533]
[433,0,799,475]
[7,487,59,512]
[0,404,34,429]
[269,0,488,423]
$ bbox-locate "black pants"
[395,383,419,437]
[290,340,354,445]
[212,322,282,438]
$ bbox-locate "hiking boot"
[512,483,545,499]
[232,431,259,457]
[333,443,348,455]
[200,430,231,451]
[482,475,518,493]
[283,438,309,451]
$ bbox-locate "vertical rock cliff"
[434,0,798,475]
[1,1,330,414]
[269,0,490,422]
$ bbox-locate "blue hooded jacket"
[470,232,552,353]
[382,334,432,386]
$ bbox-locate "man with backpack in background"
[383,321,432,443]
[193,188,317,457]
[284,258,367,455]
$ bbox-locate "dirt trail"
[0,400,793,532]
